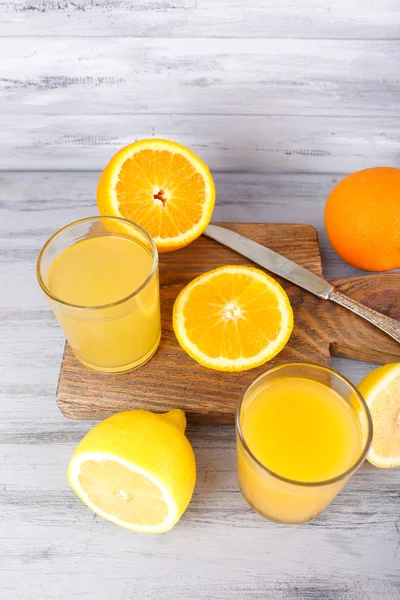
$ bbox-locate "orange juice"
[44,228,161,373]
[237,366,371,524]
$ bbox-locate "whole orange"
[324,167,400,271]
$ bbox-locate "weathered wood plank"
[1,38,399,116]
[1,436,399,600]
[1,0,399,39]
[2,437,400,537]
[1,115,399,172]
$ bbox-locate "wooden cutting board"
[56,223,400,423]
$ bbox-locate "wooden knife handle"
[327,273,400,364]
[330,289,400,344]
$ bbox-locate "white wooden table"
[1,171,400,600]
[1,2,400,598]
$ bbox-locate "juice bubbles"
[237,363,372,524]
[37,217,161,373]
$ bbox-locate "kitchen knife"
[204,224,400,345]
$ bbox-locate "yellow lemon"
[358,363,400,468]
[173,265,293,372]
[68,409,196,533]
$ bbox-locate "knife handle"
[330,289,400,345]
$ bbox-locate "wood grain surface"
[2,39,399,117]
[2,0,400,595]
[2,172,400,600]
[56,223,400,422]
[2,114,400,171]
[1,0,399,38]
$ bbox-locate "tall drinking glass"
[37,216,161,373]
[236,363,372,524]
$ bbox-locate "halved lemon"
[97,139,215,252]
[358,363,400,468]
[173,265,294,372]
[68,409,196,533]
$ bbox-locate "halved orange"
[173,265,294,372]
[97,139,215,252]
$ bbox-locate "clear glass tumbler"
[37,216,161,373]
[236,362,372,524]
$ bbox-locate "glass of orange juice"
[236,362,372,524]
[37,216,161,373]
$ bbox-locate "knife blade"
[204,224,333,299]
[203,224,400,345]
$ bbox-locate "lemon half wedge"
[68,409,196,533]
[358,363,400,468]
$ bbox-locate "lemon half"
[358,363,400,468]
[68,409,196,533]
